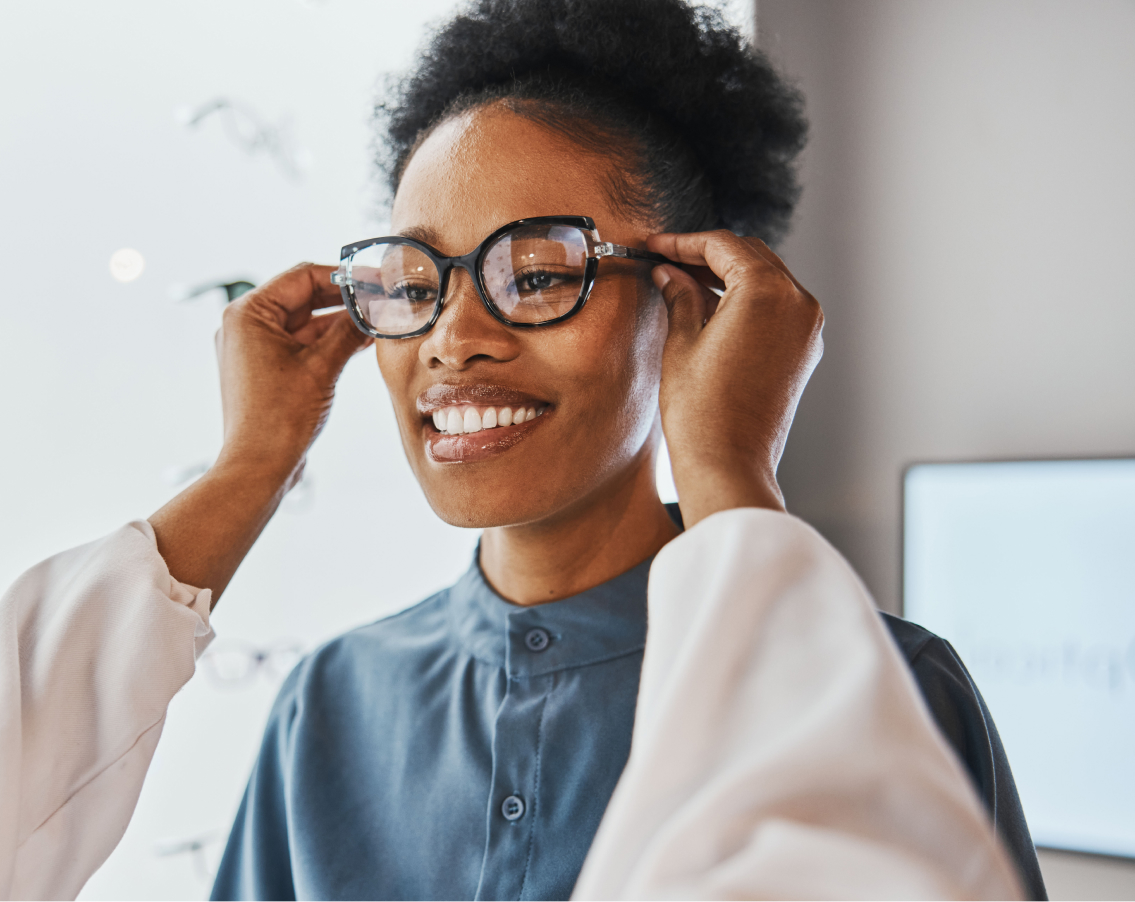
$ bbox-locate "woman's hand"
[647,231,823,529]
[149,264,372,604]
[214,263,373,481]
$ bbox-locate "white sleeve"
[573,507,1024,901]
[0,521,213,902]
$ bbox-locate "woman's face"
[377,106,668,528]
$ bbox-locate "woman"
[1,1,1039,899]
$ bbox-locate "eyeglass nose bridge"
[432,246,503,325]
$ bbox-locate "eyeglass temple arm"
[593,242,671,265]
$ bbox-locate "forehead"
[390,106,626,255]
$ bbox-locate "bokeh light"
[109,248,145,282]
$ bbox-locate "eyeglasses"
[154,830,224,882]
[178,96,310,180]
[332,215,669,339]
[199,639,304,688]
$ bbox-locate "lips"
[417,383,552,463]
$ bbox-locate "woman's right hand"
[215,263,374,483]
[149,264,372,604]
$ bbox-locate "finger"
[650,232,815,320]
[743,239,808,294]
[646,231,768,286]
[235,264,343,329]
[309,309,374,374]
[680,263,726,293]
[264,263,342,312]
[291,310,340,347]
[291,307,371,348]
[653,265,709,349]
[704,289,721,321]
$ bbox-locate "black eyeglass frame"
[332,215,670,339]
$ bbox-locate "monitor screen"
[903,458,1135,859]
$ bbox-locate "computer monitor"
[903,458,1135,859]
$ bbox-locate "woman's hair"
[375,0,808,245]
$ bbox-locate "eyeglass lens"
[349,223,590,335]
[350,243,439,335]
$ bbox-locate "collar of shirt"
[447,550,652,679]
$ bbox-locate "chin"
[396,401,650,531]
[418,480,560,530]
[411,445,600,530]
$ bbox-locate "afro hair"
[375,0,807,245]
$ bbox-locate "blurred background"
[0,0,1131,899]
[761,4,1135,897]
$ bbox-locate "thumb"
[311,310,374,376]
[653,265,707,351]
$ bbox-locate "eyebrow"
[397,224,444,248]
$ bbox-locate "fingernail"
[652,266,671,289]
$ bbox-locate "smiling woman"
[374,108,684,598]
[0,0,1044,900]
[181,0,1039,895]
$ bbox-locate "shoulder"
[878,613,1000,819]
[879,613,1048,901]
[316,586,453,660]
[879,613,985,740]
[272,588,455,713]
[879,613,1001,821]
[879,613,986,717]
[880,612,950,664]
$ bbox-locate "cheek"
[373,342,423,438]
[618,288,668,449]
[627,284,669,393]
[604,281,668,423]
[553,282,667,446]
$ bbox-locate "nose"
[417,266,520,370]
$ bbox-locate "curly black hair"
[375,0,807,245]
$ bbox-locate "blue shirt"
[211,536,1046,900]
[212,556,652,901]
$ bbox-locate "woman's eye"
[390,282,437,303]
[519,271,556,292]
[515,269,575,294]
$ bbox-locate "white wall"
[0,2,474,898]
[0,2,735,898]
[757,1,1135,897]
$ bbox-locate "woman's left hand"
[647,230,824,528]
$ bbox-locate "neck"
[478,440,680,606]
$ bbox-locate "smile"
[430,405,547,435]
[417,384,553,463]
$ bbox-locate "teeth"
[431,404,547,435]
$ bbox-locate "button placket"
[474,663,551,901]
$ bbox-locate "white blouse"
[0,510,1022,900]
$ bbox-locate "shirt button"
[524,628,551,652]
[501,794,526,821]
